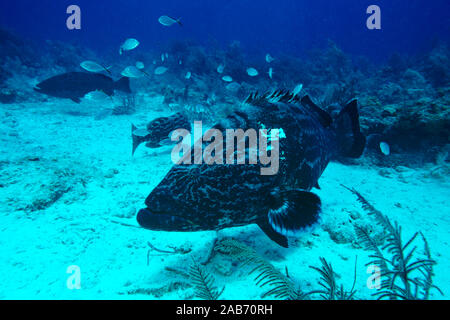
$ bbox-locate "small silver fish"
[293,84,303,96]
[121,66,144,78]
[154,66,168,75]
[217,64,225,74]
[268,68,273,79]
[84,90,110,101]
[266,53,275,63]
[380,142,390,155]
[246,68,259,77]
[222,75,233,82]
[133,128,150,137]
[80,61,111,75]
[185,71,192,79]
[119,38,139,55]
[158,15,182,27]
[136,61,145,69]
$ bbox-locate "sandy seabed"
[0,97,448,299]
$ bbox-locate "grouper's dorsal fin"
[244,89,301,106]
[244,91,332,128]
[300,95,332,127]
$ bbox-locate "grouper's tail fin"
[115,77,131,93]
[333,99,366,158]
[131,124,145,156]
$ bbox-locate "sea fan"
[215,239,309,299]
[343,185,442,300]
[417,233,443,299]
[354,225,392,291]
[189,259,224,300]
[309,257,357,300]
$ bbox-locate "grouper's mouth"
[136,208,196,231]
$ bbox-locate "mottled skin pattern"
[145,112,191,147]
[132,113,191,155]
[138,92,344,233]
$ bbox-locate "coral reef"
[1,28,448,162]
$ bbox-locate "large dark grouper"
[34,72,131,103]
[136,91,366,247]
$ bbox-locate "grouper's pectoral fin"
[257,219,289,248]
[261,190,321,247]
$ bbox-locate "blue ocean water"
[2,0,449,59]
[0,1,449,300]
